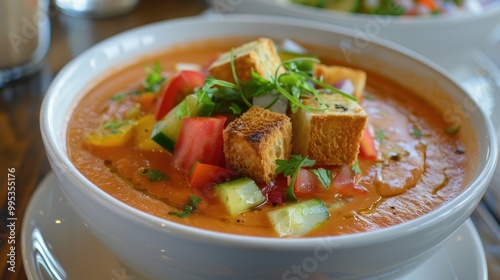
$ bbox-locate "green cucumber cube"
[151,94,208,152]
[216,177,266,216]
[268,198,329,237]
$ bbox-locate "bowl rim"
[40,15,499,249]
[259,0,500,24]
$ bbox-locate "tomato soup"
[67,38,472,237]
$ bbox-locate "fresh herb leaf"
[143,62,166,93]
[444,126,460,135]
[168,195,202,218]
[140,169,169,182]
[276,155,316,201]
[411,125,423,138]
[229,102,242,114]
[352,161,361,175]
[375,128,386,143]
[311,168,332,189]
[102,120,128,130]
[148,169,169,182]
[110,92,131,102]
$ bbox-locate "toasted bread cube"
[208,38,284,83]
[292,94,367,165]
[314,64,367,100]
[224,106,292,183]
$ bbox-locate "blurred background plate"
[209,0,500,70]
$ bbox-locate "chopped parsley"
[444,126,460,135]
[168,195,202,218]
[276,155,316,201]
[352,161,361,175]
[140,168,169,182]
[101,120,130,134]
[311,168,332,189]
[143,62,166,93]
[375,128,386,143]
[410,125,423,138]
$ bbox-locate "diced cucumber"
[215,177,267,216]
[151,94,208,153]
[268,198,329,237]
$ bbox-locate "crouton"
[292,93,367,166]
[224,106,292,183]
[314,64,367,100]
[208,38,284,83]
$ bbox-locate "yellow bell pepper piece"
[134,115,163,151]
[86,120,134,147]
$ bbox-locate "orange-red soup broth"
[67,38,471,237]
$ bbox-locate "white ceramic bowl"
[213,0,500,69]
[40,15,498,279]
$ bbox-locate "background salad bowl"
[211,0,500,70]
[40,15,498,279]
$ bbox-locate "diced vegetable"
[261,175,289,205]
[86,121,134,147]
[359,127,378,160]
[155,70,206,120]
[151,94,209,153]
[215,177,267,216]
[172,116,227,171]
[268,198,329,237]
[137,93,158,113]
[189,162,234,189]
[134,115,163,151]
[332,165,368,196]
[294,168,323,195]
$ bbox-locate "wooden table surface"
[0,1,209,279]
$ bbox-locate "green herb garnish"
[140,169,169,182]
[168,195,202,218]
[143,62,166,93]
[102,120,128,130]
[352,161,361,175]
[444,126,460,135]
[276,155,316,201]
[411,125,423,138]
[375,128,386,143]
[311,168,332,189]
[110,92,131,102]
[194,51,356,116]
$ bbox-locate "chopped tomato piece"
[155,70,206,120]
[359,127,378,160]
[332,165,368,196]
[188,162,235,189]
[172,116,227,171]
[294,168,322,195]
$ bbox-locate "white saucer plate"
[22,172,487,280]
